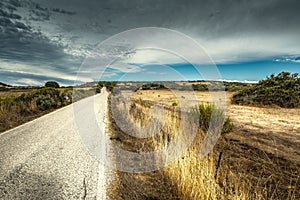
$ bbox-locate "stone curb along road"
[0,87,111,199]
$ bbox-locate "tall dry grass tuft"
[159,105,248,200]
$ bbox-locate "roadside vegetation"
[108,79,299,199]
[0,81,97,132]
[113,81,251,92]
[108,92,249,199]
[232,72,300,108]
[0,80,120,132]
[97,81,117,92]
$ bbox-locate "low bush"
[172,102,178,107]
[190,103,234,134]
[45,81,60,88]
[140,83,167,90]
[0,88,75,132]
[232,72,300,108]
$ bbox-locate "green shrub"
[36,95,58,110]
[0,87,92,132]
[232,72,300,108]
[190,103,234,135]
[192,84,208,91]
[100,81,117,92]
[4,88,72,112]
[139,83,167,90]
[172,102,178,107]
[45,81,60,88]
[96,87,101,93]
[33,88,61,110]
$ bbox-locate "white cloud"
[217,79,258,83]
[0,61,93,84]
[126,49,186,64]
[273,55,300,63]
[98,31,300,66]
[15,78,42,86]
[0,62,73,80]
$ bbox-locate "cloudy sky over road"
[1,0,300,85]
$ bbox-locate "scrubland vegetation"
[107,73,299,199]
[0,82,97,132]
[232,72,300,108]
[107,92,254,199]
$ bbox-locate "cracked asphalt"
[0,88,110,199]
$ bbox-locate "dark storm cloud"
[0,9,21,19]
[52,8,76,15]
[0,17,80,67]
[0,0,300,85]
[39,0,300,37]
[0,0,83,79]
[26,0,300,63]
[0,0,20,12]
[29,8,50,21]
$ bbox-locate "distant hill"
[0,82,11,87]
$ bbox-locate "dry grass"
[107,89,299,199]
[0,89,38,98]
[0,89,45,132]
[0,87,95,132]
[107,95,180,199]
[131,90,300,163]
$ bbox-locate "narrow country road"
[0,88,110,199]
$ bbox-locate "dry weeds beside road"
[126,90,300,199]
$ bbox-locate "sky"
[0,0,300,86]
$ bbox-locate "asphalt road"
[0,88,110,199]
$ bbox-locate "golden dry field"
[130,90,300,162]
[0,89,38,98]
[108,89,300,200]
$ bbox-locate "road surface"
[0,88,110,199]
